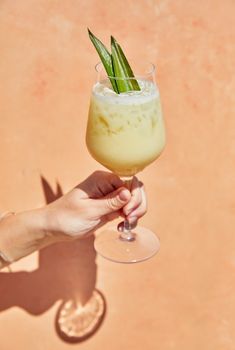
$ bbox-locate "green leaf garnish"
[88,29,118,93]
[88,29,140,94]
[111,36,140,93]
[111,37,134,93]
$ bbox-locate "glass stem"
[119,176,136,242]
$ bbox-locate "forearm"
[0,209,54,268]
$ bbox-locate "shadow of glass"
[55,289,106,343]
[0,176,106,342]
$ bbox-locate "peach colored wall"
[0,0,235,349]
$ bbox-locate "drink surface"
[86,80,166,176]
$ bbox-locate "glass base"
[56,290,106,341]
[94,226,160,264]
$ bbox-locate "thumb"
[93,187,131,217]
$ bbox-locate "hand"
[44,171,147,241]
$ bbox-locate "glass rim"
[95,62,156,80]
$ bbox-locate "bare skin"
[0,171,147,268]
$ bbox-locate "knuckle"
[107,196,119,210]
[93,170,102,177]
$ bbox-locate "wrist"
[0,207,56,264]
[23,207,61,246]
[41,205,70,243]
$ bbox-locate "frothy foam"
[92,79,159,105]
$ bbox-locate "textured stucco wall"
[0,1,235,349]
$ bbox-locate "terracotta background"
[0,0,235,349]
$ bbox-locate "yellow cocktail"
[86,79,165,176]
[86,62,165,264]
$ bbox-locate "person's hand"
[44,171,147,241]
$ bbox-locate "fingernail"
[118,189,130,202]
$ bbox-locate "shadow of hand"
[0,176,97,315]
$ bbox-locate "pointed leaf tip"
[88,30,119,93]
[88,31,140,93]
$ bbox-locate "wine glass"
[86,61,166,263]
